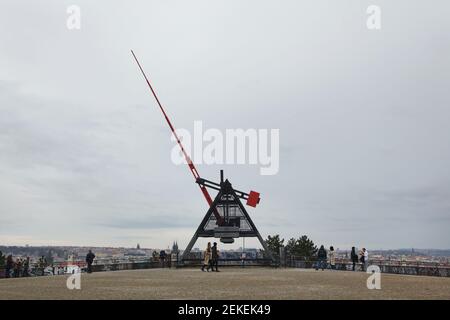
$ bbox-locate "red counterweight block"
[246,191,261,207]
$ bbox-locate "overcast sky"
[1,0,449,250]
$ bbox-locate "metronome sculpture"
[131,50,274,263]
[182,170,273,262]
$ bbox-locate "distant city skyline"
[1,1,450,249]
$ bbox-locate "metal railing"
[283,256,450,277]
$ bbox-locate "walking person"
[201,242,212,272]
[85,250,95,274]
[350,247,358,271]
[329,246,336,270]
[211,242,219,272]
[315,245,327,271]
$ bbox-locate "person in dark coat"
[38,256,47,276]
[86,250,95,273]
[23,257,30,277]
[0,251,5,270]
[159,250,167,268]
[351,247,358,271]
[316,245,327,271]
[5,255,14,278]
[211,242,219,272]
[14,258,21,278]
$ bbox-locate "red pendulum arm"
[131,50,223,225]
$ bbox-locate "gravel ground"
[1,267,449,300]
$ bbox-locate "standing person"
[5,255,14,278]
[316,245,327,271]
[39,256,47,276]
[359,248,365,271]
[19,258,24,277]
[14,258,21,277]
[38,256,44,276]
[351,247,358,271]
[329,246,336,270]
[0,251,4,278]
[363,248,369,271]
[23,257,30,277]
[211,242,219,272]
[0,251,5,271]
[152,250,158,262]
[159,250,167,268]
[85,250,95,274]
[201,242,212,272]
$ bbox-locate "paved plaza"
[1,267,449,300]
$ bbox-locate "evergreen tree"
[265,234,284,260]
[285,235,317,260]
[285,238,298,255]
[296,235,317,259]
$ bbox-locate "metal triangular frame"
[181,179,274,263]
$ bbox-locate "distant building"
[171,241,179,254]
[124,248,146,257]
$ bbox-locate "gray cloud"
[1,0,450,249]
[96,216,195,230]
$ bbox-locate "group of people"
[201,242,220,272]
[316,246,369,271]
[316,245,335,270]
[0,252,48,278]
[351,247,369,271]
[0,250,97,278]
